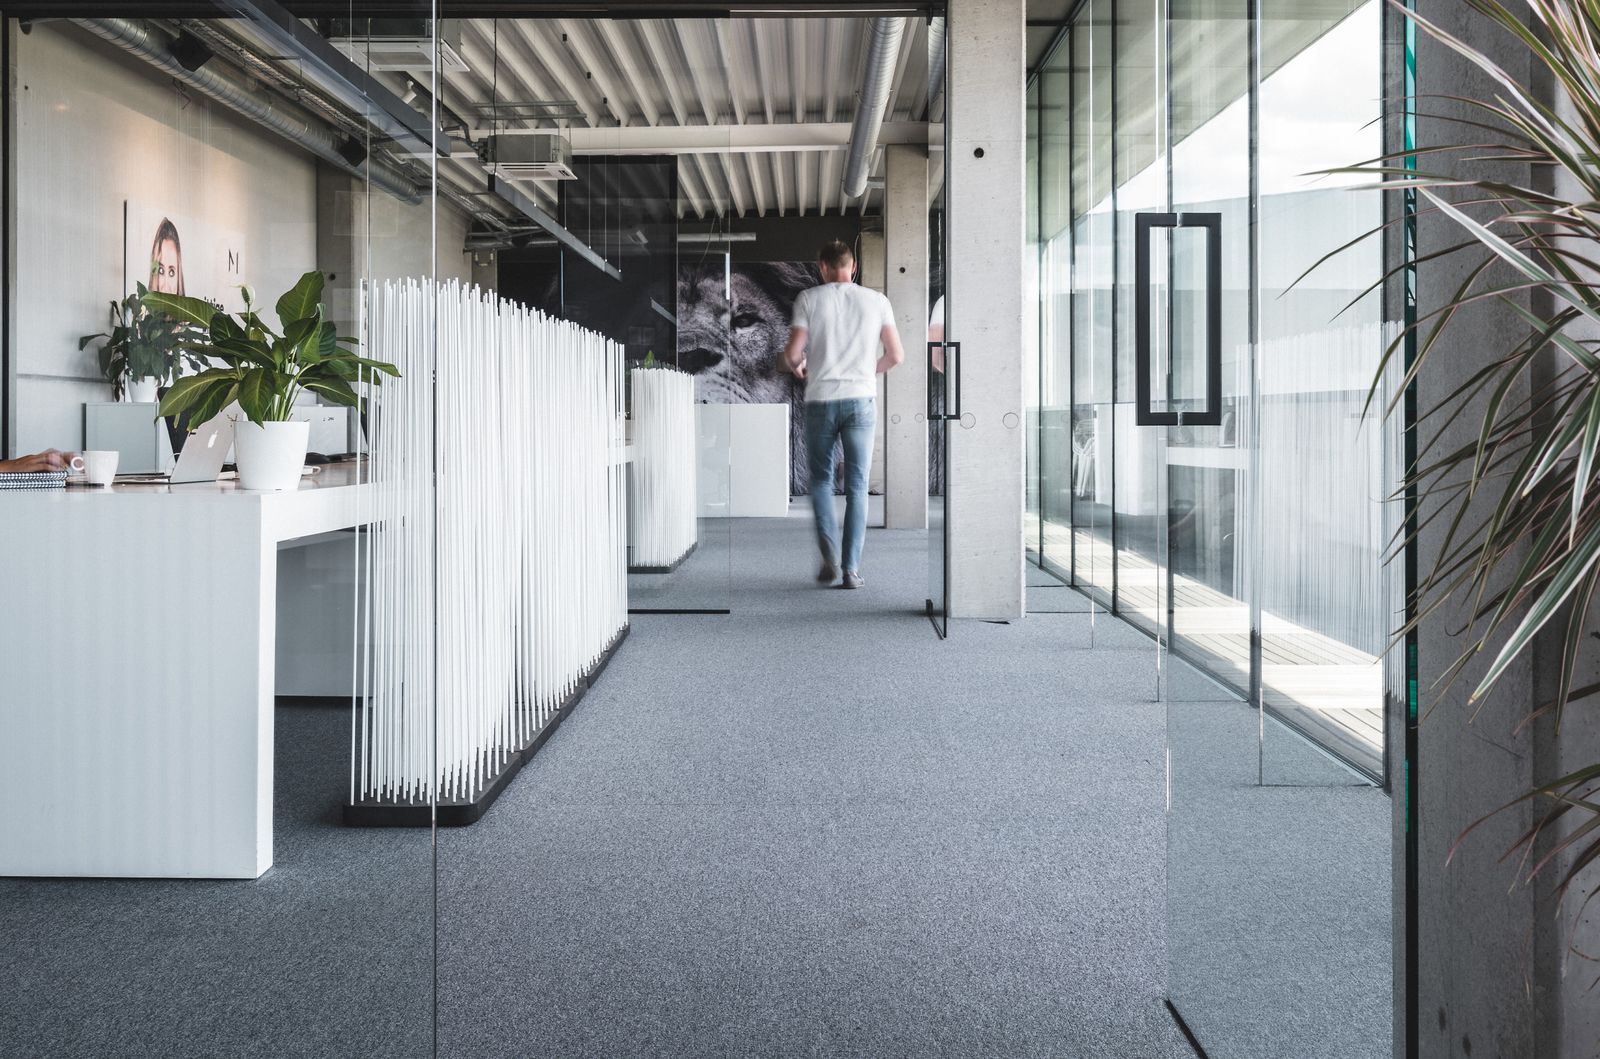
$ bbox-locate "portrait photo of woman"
[145,217,189,455]
[148,217,184,295]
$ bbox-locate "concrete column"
[858,231,889,498]
[884,143,930,530]
[315,163,362,341]
[316,162,475,341]
[946,0,1025,619]
[1406,3,1600,1056]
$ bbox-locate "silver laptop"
[117,408,236,484]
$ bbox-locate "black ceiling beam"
[488,175,622,281]
[8,2,935,17]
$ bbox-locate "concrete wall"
[1408,3,1600,1055]
[3,22,475,459]
[1411,5,1538,1052]
[8,22,316,455]
[317,166,474,341]
[1532,56,1600,1059]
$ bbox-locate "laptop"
[116,408,236,485]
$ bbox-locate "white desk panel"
[0,466,363,879]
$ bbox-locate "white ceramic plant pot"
[234,419,309,492]
[125,377,159,404]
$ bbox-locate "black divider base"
[628,539,698,575]
[343,623,631,828]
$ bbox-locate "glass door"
[1156,0,1253,706]
[1033,1,1399,1051]
[1148,2,1396,1056]
[926,13,952,636]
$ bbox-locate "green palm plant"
[1347,0,1600,906]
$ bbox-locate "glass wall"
[1027,1,1392,782]
[0,7,441,1056]
[1074,6,1116,603]
[1027,2,1399,1055]
[1257,0,1391,775]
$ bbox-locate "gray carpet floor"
[437,506,1190,1058]
[0,503,1384,1057]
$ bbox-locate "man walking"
[783,240,906,589]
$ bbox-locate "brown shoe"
[841,571,864,590]
[817,559,838,584]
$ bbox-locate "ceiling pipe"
[207,0,443,158]
[925,17,947,120]
[72,17,424,204]
[841,16,905,201]
[678,232,758,244]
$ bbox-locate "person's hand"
[793,361,807,380]
[0,449,74,474]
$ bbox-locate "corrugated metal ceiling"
[440,17,942,219]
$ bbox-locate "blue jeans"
[805,397,876,573]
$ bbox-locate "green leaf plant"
[78,282,204,399]
[1318,0,1600,914]
[142,271,398,428]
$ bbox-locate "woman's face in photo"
[150,236,181,294]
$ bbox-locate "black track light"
[337,136,368,169]
[169,32,213,73]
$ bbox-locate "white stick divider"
[356,279,627,806]
[628,367,698,568]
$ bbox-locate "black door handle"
[1134,212,1222,427]
[927,340,961,422]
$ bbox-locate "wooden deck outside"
[1026,513,1384,775]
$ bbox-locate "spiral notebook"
[0,470,69,490]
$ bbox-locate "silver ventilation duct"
[73,17,424,204]
[841,16,905,201]
[926,17,947,119]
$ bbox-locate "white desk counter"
[0,465,365,879]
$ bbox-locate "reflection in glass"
[1257,0,1389,779]
[1074,6,1116,606]
[1028,1,1397,1055]
[927,36,950,634]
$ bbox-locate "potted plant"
[143,270,398,491]
[1325,0,1600,912]
[78,283,201,402]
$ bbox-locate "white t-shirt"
[790,282,895,403]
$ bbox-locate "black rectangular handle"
[1135,212,1222,427]
[927,341,961,422]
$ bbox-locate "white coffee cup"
[78,450,119,486]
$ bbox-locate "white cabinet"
[697,402,790,518]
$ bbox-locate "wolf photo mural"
[677,260,819,494]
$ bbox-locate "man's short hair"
[818,240,854,270]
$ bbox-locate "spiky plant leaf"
[1336,0,1600,911]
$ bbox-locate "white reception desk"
[0,466,365,879]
